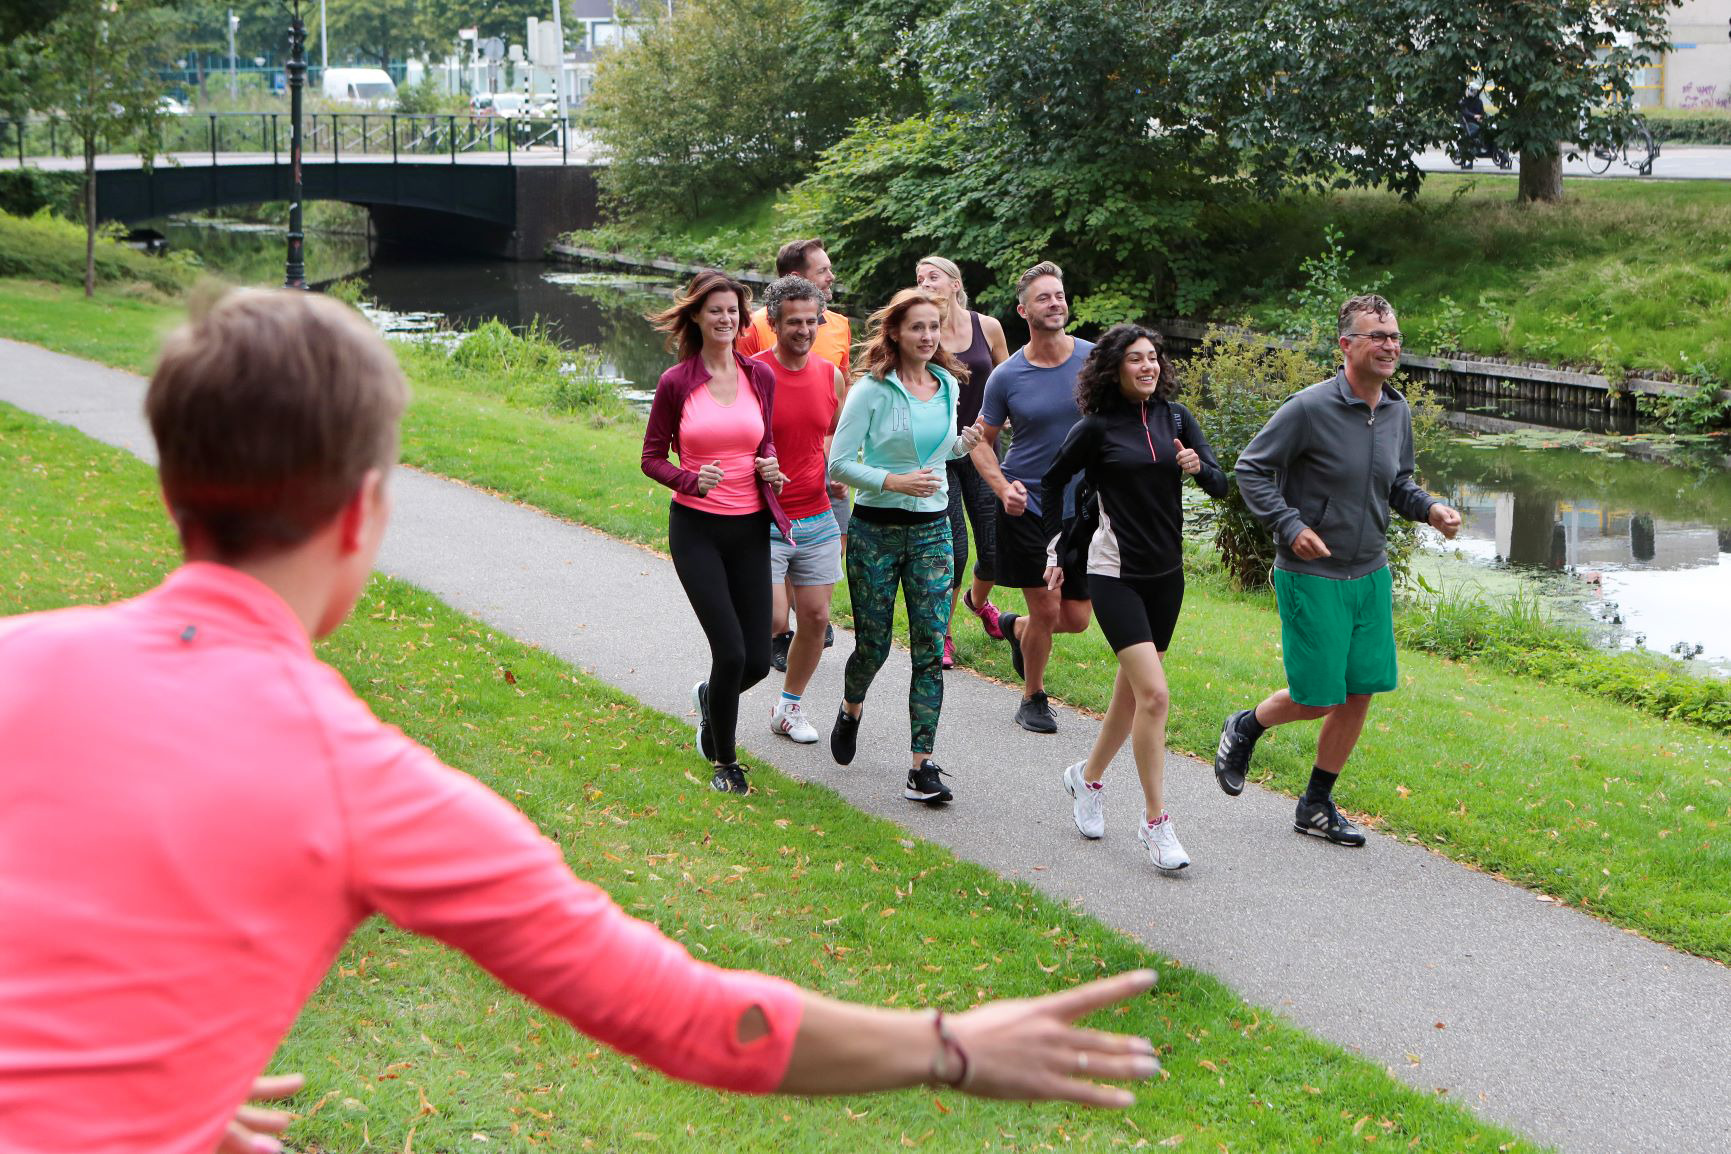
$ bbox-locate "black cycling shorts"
[1089,571,1185,652]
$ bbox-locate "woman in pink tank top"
[642,271,793,795]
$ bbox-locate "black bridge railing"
[4,112,584,167]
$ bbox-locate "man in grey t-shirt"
[973,261,1095,734]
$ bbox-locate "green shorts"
[1273,566,1397,707]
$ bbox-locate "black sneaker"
[831,705,860,766]
[710,762,749,795]
[692,680,714,762]
[1000,612,1025,680]
[824,623,835,649]
[1015,690,1058,734]
[1213,709,1257,797]
[1294,796,1366,847]
[770,631,793,673]
[905,759,953,803]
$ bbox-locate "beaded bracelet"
[929,1009,971,1088]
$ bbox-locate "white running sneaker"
[769,699,819,744]
[1062,761,1105,839]
[1137,815,1190,871]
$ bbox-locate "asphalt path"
[3,338,1728,1154]
[1413,144,1731,181]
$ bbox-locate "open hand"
[1429,503,1462,539]
[945,969,1161,1107]
[696,461,724,496]
[958,420,986,453]
[1291,527,1332,560]
[1043,564,1064,592]
[1172,439,1200,476]
[217,1073,304,1154]
[1001,480,1029,517]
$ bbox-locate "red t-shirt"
[753,349,839,520]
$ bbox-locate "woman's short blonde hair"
[915,254,967,312]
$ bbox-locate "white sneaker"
[1062,761,1105,839]
[769,699,819,744]
[1137,815,1190,871]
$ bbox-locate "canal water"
[160,220,1731,673]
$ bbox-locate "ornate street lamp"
[282,0,307,288]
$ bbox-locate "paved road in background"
[4,338,1729,1154]
[1415,144,1731,181]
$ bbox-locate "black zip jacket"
[1038,398,1227,580]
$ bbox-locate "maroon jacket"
[641,350,794,542]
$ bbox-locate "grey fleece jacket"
[1235,373,1438,579]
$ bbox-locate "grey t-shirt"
[979,338,1093,519]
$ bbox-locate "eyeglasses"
[1345,331,1403,346]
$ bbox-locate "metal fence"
[4,112,583,167]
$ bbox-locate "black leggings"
[668,502,772,763]
[945,455,1000,589]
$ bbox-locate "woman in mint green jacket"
[826,288,985,804]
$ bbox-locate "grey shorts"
[771,510,844,586]
[830,490,851,536]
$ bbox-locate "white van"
[321,68,398,108]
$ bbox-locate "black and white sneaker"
[1000,612,1025,680]
[770,631,793,673]
[831,705,860,766]
[710,762,749,795]
[905,759,953,803]
[1015,690,1057,734]
[1294,796,1366,846]
[692,680,714,762]
[1213,709,1257,796]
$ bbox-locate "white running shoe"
[1137,815,1190,871]
[769,699,819,744]
[1062,761,1105,839]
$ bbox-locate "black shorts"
[1089,571,1185,652]
[995,505,1089,601]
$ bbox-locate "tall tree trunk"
[83,139,96,299]
[1518,147,1563,204]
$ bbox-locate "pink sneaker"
[942,633,957,670]
[964,590,1004,640]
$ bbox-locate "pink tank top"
[673,368,766,515]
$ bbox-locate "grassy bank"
[5,274,1730,965]
[0,403,1540,1153]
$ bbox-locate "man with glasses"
[1212,294,1461,846]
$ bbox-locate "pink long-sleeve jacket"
[0,564,802,1153]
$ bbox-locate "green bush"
[1396,584,1731,733]
[0,169,83,219]
[445,319,625,418]
[1647,115,1731,146]
[0,208,194,293]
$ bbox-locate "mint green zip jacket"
[827,365,971,514]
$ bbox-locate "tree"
[37,0,179,297]
[327,0,430,67]
[1178,0,1680,203]
[583,0,881,222]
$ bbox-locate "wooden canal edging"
[1152,318,1730,413]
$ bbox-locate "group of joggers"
[640,243,1463,872]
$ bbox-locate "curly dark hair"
[1074,324,1176,414]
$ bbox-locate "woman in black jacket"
[1039,324,1227,871]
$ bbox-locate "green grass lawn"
[6,274,1729,965]
[1208,174,1731,381]
[0,403,1542,1153]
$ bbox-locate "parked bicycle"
[1582,115,1658,177]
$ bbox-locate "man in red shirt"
[753,276,848,744]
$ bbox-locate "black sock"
[1304,766,1338,804]
[1236,708,1267,741]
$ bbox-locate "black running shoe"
[1000,612,1025,680]
[770,631,793,673]
[1213,709,1257,797]
[831,705,860,766]
[1294,796,1366,846]
[710,762,749,795]
[1015,690,1058,734]
[692,680,714,762]
[824,623,835,649]
[904,759,953,803]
